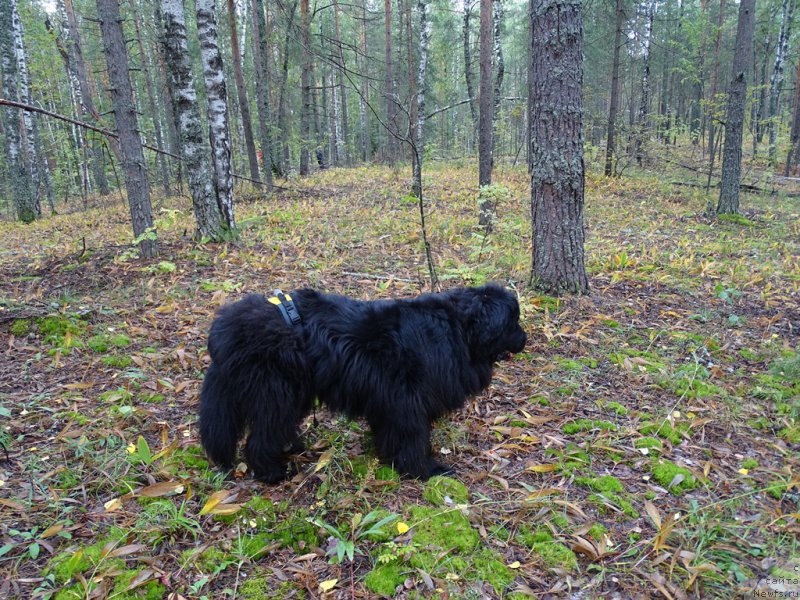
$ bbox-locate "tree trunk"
[251,0,273,185]
[227,0,260,186]
[478,0,493,188]
[605,0,624,177]
[717,0,755,215]
[463,2,478,137]
[277,1,297,175]
[0,0,37,222]
[62,0,111,195]
[411,0,437,288]
[10,1,43,212]
[128,0,170,196]
[635,1,655,166]
[159,0,224,239]
[705,0,726,187]
[768,0,794,164]
[360,0,371,162]
[333,0,350,165]
[299,0,311,175]
[491,0,504,161]
[96,0,157,257]
[384,0,398,162]
[197,0,235,230]
[784,55,800,176]
[529,0,588,295]
[753,32,771,151]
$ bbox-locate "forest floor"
[0,162,798,599]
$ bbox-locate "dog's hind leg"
[199,362,245,470]
[244,372,313,484]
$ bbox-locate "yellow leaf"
[319,579,338,592]
[199,490,236,515]
[40,524,64,539]
[396,522,410,534]
[104,498,123,512]
[526,463,558,473]
[313,449,334,474]
[126,443,136,454]
[738,468,749,476]
[508,561,521,569]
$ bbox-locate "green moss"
[634,436,663,450]
[422,476,469,506]
[550,511,570,531]
[111,568,166,599]
[556,358,584,372]
[639,421,690,445]
[10,319,31,336]
[48,528,127,583]
[517,527,577,570]
[223,497,318,550]
[562,419,617,435]
[588,493,639,518]
[651,460,697,495]
[767,481,787,500]
[472,547,515,593]
[575,475,624,494]
[741,458,758,470]
[409,505,478,553]
[718,213,756,226]
[587,523,608,540]
[364,561,408,595]
[101,355,133,368]
[363,510,400,542]
[241,578,303,600]
[184,546,227,573]
[98,388,133,403]
[606,401,628,416]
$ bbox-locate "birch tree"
[768,0,794,164]
[159,0,226,239]
[197,0,235,230]
[96,0,157,258]
[529,0,588,294]
[0,0,37,222]
[717,0,756,215]
[411,0,437,287]
[478,0,493,187]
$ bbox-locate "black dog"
[199,284,527,483]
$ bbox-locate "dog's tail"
[199,362,243,470]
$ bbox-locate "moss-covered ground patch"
[3,164,798,598]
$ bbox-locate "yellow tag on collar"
[268,293,292,305]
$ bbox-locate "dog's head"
[446,284,527,363]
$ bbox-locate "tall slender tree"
[605,0,625,177]
[251,0,273,185]
[227,0,260,186]
[1,0,38,222]
[96,0,157,257]
[299,0,311,175]
[384,0,398,162]
[768,0,794,164]
[717,0,756,215]
[529,0,588,294]
[197,0,235,230]
[159,0,225,239]
[478,0,493,187]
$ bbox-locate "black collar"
[267,290,302,327]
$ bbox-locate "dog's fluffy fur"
[199,284,527,483]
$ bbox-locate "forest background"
[0,0,799,598]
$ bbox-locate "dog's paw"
[428,462,455,478]
[254,462,295,484]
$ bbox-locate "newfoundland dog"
[199,284,526,483]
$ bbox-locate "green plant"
[310,510,400,564]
